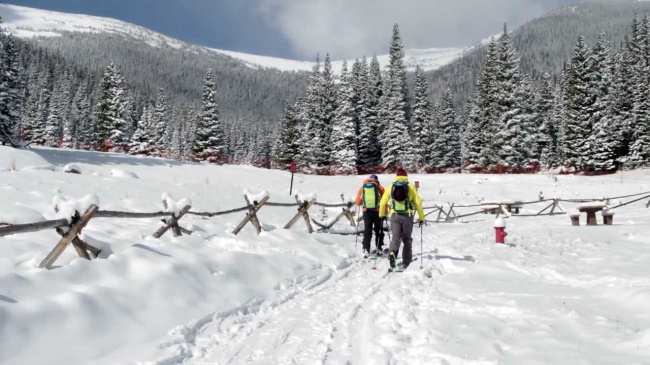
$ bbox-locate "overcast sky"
[6,0,578,60]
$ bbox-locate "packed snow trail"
[150,253,444,365]
[146,216,650,365]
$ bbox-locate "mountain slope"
[0,3,308,128]
[0,4,469,75]
[427,0,650,107]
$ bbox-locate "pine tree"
[539,80,563,168]
[381,24,411,170]
[464,38,499,168]
[193,68,227,163]
[330,61,358,174]
[317,54,337,168]
[629,72,650,167]
[589,32,618,171]
[564,34,593,169]
[273,101,300,166]
[500,77,535,168]
[351,58,370,167]
[494,24,526,168]
[611,47,636,158]
[56,75,75,148]
[435,88,461,168]
[358,55,383,167]
[181,109,197,161]
[151,87,168,154]
[0,32,23,142]
[44,74,67,147]
[96,61,128,151]
[129,105,155,155]
[411,66,432,167]
[533,73,556,166]
[297,56,323,169]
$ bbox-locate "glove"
[418,221,426,228]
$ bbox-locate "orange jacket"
[355,179,386,212]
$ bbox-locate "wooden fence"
[1,190,649,270]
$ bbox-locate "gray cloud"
[254,0,572,59]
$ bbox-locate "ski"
[387,257,419,273]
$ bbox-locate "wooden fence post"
[152,204,192,239]
[536,200,556,216]
[445,203,458,222]
[232,196,270,235]
[284,196,316,233]
[55,227,101,260]
[39,205,99,269]
[343,196,357,227]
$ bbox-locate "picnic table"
[576,202,608,226]
[500,200,524,214]
[480,200,523,215]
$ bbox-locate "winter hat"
[369,174,378,181]
[396,168,407,177]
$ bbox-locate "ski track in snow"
[146,218,650,365]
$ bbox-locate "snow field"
[1,146,650,364]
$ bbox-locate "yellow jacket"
[379,176,425,221]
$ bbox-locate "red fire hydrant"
[494,217,507,244]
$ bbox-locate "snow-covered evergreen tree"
[330,61,358,174]
[564,34,594,169]
[0,32,23,142]
[411,66,431,165]
[44,74,68,147]
[357,55,382,167]
[193,68,227,163]
[588,32,618,171]
[494,24,527,168]
[533,73,555,165]
[316,54,336,168]
[629,71,650,167]
[68,81,91,148]
[129,105,155,155]
[151,87,168,154]
[273,101,300,166]
[435,88,461,169]
[381,24,412,170]
[611,47,636,158]
[297,56,323,169]
[351,58,369,166]
[464,38,499,167]
[96,61,128,151]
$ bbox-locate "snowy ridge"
[0,4,469,74]
[213,47,468,74]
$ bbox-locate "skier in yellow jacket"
[379,168,425,270]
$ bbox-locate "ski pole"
[385,217,391,245]
[420,222,424,270]
[355,207,361,252]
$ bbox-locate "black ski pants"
[362,210,385,252]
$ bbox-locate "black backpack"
[391,181,410,212]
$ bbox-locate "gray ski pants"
[389,213,413,265]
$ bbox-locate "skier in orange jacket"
[355,175,386,257]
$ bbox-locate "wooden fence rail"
[2,189,650,270]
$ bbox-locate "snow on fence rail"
[1,190,649,269]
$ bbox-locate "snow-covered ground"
[0,4,469,74]
[1,146,650,364]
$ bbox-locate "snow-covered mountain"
[0,3,468,74]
